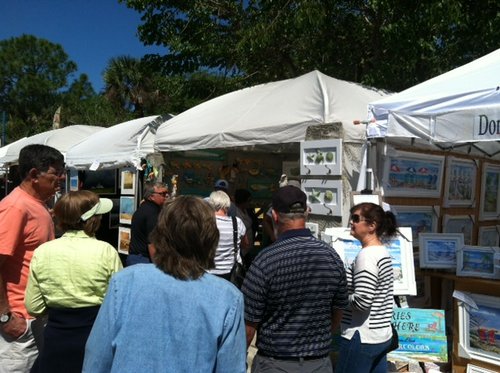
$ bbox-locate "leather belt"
[257,351,329,361]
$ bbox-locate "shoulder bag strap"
[231,216,238,261]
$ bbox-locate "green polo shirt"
[25,231,123,316]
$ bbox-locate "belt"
[257,351,329,361]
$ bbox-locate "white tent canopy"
[369,48,500,159]
[0,125,105,166]
[154,70,387,152]
[65,115,172,170]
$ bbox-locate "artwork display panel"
[456,245,500,280]
[120,168,136,195]
[479,163,500,221]
[351,192,382,206]
[392,206,439,245]
[443,215,474,246]
[458,293,500,367]
[302,179,342,216]
[444,157,477,207]
[69,168,79,191]
[119,196,136,225]
[117,226,131,255]
[418,233,464,269]
[300,139,342,176]
[324,227,417,295]
[478,226,500,247]
[382,151,445,197]
[81,169,117,195]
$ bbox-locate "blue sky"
[0,0,166,92]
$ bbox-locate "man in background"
[126,181,168,265]
[242,186,348,373]
[0,144,65,372]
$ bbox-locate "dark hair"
[53,190,102,236]
[18,144,64,180]
[150,196,219,280]
[234,189,252,204]
[350,202,398,240]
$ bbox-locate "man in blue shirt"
[242,186,348,373]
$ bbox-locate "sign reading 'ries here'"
[389,308,448,363]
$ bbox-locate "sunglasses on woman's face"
[350,214,366,223]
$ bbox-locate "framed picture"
[466,364,497,373]
[479,163,500,221]
[392,205,439,244]
[324,227,417,295]
[443,214,474,246]
[69,168,79,191]
[306,222,319,238]
[300,139,342,176]
[443,157,477,207]
[117,226,131,255]
[478,226,500,247]
[456,245,500,280]
[120,168,136,195]
[382,150,445,198]
[302,179,342,216]
[458,293,500,367]
[80,169,117,195]
[119,196,136,225]
[351,192,382,206]
[418,233,464,269]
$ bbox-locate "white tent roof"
[65,115,172,170]
[154,70,388,152]
[0,125,105,166]
[369,48,500,159]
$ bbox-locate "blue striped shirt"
[242,228,348,357]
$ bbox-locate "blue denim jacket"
[83,264,246,373]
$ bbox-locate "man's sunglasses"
[153,192,168,197]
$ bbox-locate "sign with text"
[389,308,448,363]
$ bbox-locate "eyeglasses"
[350,214,367,223]
[40,169,66,178]
[153,192,168,197]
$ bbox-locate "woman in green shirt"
[25,190,123,373]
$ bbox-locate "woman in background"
[336,202,398,373]
[83,196,246,372]
[25,190,122,373]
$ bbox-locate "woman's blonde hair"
[53,190,103,236]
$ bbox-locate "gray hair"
[143,181,167,199]
[207,190,230,211]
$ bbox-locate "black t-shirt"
[129,200,161,258]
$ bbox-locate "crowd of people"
[0,144,398,373]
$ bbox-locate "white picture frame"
[117,226,131,255]
[351,192,382,206]
[456,245,500,280]
[302,179,342,216]
[392,205,439,245]
[479,163,500,221]
[119,196,136,225]
[458,293,500,367]
[478,226,500,247]
[382,150,445,198]
[300,139,342,176]
[120,168,137,195]
[418,233,464,269]
[324,227,417,296]
[466,364,497,373]
[443,214,475,246]
[444,157,477,207]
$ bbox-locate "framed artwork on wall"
[443,157,477,207]
[324,227,416,295]
[478,226,500,247]
[117,226,131,255]
[418,233,464,269]
[466,364,497,373]
[443,214,474,246]
[479,163,500,221]
[302,179,342,216]
[120,168,136,195]
[458,293,500,367]
[382,150,445,198]
[81,169,117,195]
[119,196,136,225]
[69,168,79,191]
[351,192,382,206]
[456,245,500,280]
[300,139,342,176]
[392,205,439,245]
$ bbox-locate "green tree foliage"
[122,0,500,91]
[0,34,77,140]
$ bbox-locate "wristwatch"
[0,312,12,324]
